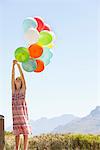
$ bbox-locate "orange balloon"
[34,59,45,73]
[28,44,43,58]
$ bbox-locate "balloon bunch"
[14,17,55,73]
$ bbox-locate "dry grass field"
[5,132,100,150]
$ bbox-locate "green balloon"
[15,47,29,62]
[38,31,53,46]
[22,59,37,72]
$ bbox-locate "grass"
[5,131,100,150]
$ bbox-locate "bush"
[5,132,100,150]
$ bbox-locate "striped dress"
[12,90,31,135]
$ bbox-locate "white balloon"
[24,28,39,45]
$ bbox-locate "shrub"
[5,132,100,150]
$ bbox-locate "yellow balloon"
[37,42,43,47]
[37,42,54,49]
[47,43,54,48]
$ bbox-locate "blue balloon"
[22,59,37,72]
[39,48,53,66]
[23,17,37,32]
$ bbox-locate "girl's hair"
[14,77,23,90]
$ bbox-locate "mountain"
[6,114,78,135]
[53,106,100,134]
[30,114,78,135]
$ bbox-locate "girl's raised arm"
[16,63,26,90]
[12,60,16,93]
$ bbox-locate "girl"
[12,60,31,150]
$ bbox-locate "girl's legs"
[23,135,28,150]
[15,135,20,150]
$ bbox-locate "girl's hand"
[13,60,17,64]
[16,62,20,67]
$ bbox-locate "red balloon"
[34,17,44,32]
[28,44,43,58]
[34,60,45,73]
[43,24,51,31]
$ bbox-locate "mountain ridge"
[53,106,100,134]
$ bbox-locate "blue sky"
[0,0,99,129]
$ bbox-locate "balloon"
[38,31,53,46]
[22,59,37,72]
[39,48,53,66]
[34,17,44,32]
[39,48,52,58]
[28,44,43,58]
[44,59,50,66]
[43,24,51,31]
[24,28,39,45]
[51,31,56,41]
[15,47,29,62]
[45,43,54,49]
[23,17,37,32]
[34,59,44,73]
